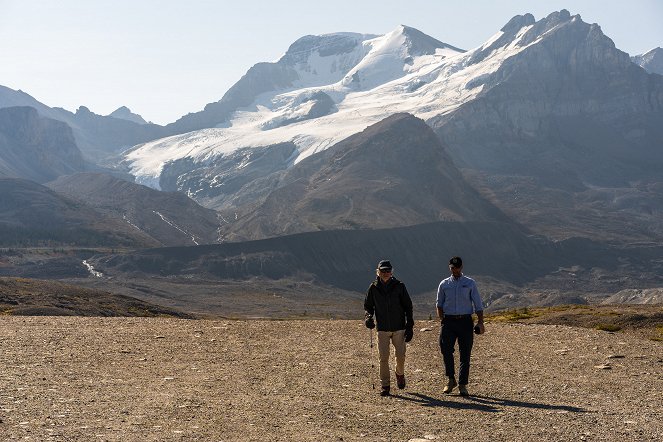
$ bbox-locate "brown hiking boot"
[396,373,406,389]
[443,377,457,394]
[380,386,390,396]
[458,384,469,396]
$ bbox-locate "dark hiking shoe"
[443,377,457,394]
[458,384,469,396]
[380,386,390,396]
[396,374,406,389]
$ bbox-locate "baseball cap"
[449,256,462,268]
[377,260,392,270]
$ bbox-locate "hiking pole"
[370,327,375,390]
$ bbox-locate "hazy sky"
[1,0,661,125]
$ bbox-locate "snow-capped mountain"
[125,24,467,188]
[122,10,663,246]
[126,10,663,194]
[632,47,663,75]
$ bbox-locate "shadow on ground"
[390,392,586,413]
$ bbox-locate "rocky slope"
[0,178,158,247]
[210,114,510,240]
[48,173,223,246]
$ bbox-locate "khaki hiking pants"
[377,329,406,387]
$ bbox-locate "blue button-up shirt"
[436,274,484,315]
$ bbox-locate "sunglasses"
[379,269,392,273]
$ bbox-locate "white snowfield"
[125,21,559,189]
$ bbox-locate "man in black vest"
[364,260,414,396]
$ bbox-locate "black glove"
[404,327,413,342]
[365,316,375,329]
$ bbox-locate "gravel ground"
[0,317,661,441]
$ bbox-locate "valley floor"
[0,317,661,441]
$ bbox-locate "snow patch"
[82,260,103,278]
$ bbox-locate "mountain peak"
[394,24,465,55]
[280,32,373,65]
[500,13,536,34]
[470,10,618,67]
[632,47,663,75]
[109,106,148,125]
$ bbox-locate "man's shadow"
[390,392,586,413]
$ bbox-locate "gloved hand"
[365,315,375,329]
[404,326,413,342]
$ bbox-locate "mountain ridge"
[0,86,166,161]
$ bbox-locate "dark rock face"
[215,113,510,241]
[0,107,87,183]
[47,173,222,246]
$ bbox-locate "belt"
[444,314,471,319]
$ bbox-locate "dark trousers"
[439,316,474,385]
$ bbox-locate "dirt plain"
[1,314,661,441]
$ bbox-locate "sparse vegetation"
[652,325,663,342]
[487,304,662,339]
[595,323,622,332]
[488,307,544,322]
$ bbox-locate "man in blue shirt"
[436,256,485,396]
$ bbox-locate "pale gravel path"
[0,317,661,441]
